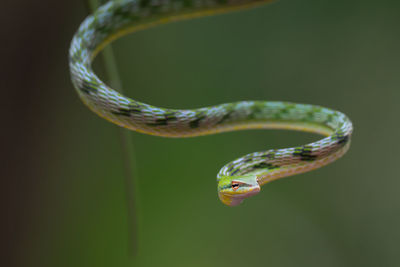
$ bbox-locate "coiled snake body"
[69,0,353,206]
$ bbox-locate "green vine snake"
[69,0,353,206]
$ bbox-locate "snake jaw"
[218,186,261,206]
[218,187,261,206]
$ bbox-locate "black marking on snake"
[332,132,349,145]
[96,22,110,35]
[127,102,142,113]
[128,108,142,113]
[275,104,295,119]
[146,111,178,126]
[293,145,317,161]
[252,162,279,170]
[305,110,315,121]
[217,110,234,124]
[112,103,142,117]
[80,80,98,95]
[227,165,234,173]
[243,158,253,163]
[248,103,263,119]
[231,169,240,176]
[146,119,169,126]
[112,108,131,117]
[261,150,276,159]
[190,113,206,128]
[164,111,178,121]
[114,4,133,18]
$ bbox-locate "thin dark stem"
[86,0,139,256]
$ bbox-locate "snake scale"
[69,0,353,206]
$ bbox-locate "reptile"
[69,0,353,206]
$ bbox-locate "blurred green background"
[3,0,400,266]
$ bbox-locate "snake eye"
[231,182,240,191]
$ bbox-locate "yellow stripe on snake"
[69,0,353,206]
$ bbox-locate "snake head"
[217,175,261,206]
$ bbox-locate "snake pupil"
[232,182,240,190]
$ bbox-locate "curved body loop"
[69,0,353,206]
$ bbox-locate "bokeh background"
[3,0,400,266]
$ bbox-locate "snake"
[69,0,353,206]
